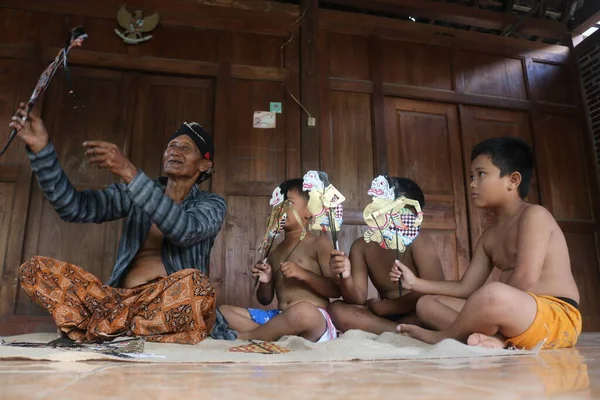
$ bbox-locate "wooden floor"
[1,333,599,399]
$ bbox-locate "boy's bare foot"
[467,333,505,349]
[397,324,444,344]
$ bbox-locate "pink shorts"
[317,308,337,343]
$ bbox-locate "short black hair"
[385,175,425,209]
[279,178,309,202]
[471,137,533,199]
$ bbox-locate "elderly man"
[10,102,226,344]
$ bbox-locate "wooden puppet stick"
[328,207,343,279]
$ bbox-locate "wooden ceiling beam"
[324,0,567,38]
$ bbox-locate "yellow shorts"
[505,293,581,350]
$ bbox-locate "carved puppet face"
[363,176,423,252]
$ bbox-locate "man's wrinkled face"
[163,135,211,181]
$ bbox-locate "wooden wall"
[0,0,599,333]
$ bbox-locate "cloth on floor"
[0,330,540,364]
[19,256,216,345]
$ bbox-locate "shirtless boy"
[328,176,444,334]
[395,137,581,349]
[219,179,340,342]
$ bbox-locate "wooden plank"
[328,33,370,80]
[0,0,298,36]
[381,39,453,90]
[224,79,286,187]
[329,78,373,93]
[300,0,320,173]
[208,31,233,301]
[320,9,570,63]
[318,28,333,174]
[384,98,470,276]
[221,182,288,197]
[382,83,532,111]
[0,61,38,317]
[44,48,220,77]
[284,26,302,179]
[527,59,575,105]
[455,51,527,100]
[0,166,19,182]
[230,64,285,82]
[232,32,284,68]
[535,114,593,222]
[326,92,374,210]
[0,43,35,60]
[564,231,600,331]
[557,221,597,233]
[369,36,387,175]
[325,0,568,38]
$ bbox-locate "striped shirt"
[27,143,227,287]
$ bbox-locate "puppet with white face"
[302,171,345,232]
[259,185,289,255]
[363,175,423,253]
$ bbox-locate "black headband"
[170,122,214,160]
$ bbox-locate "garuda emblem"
[114,5,159,44]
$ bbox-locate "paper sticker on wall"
[270,102,282,114]
[253,111,276,129]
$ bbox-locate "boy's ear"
[507,171,522,192]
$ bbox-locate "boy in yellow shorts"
[394,137,581,349]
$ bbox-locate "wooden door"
[14,67,134,318]
[534,113,600,331]
[384,98,469,279]
[129,75,215,191]
[0,59,40,327]
[211,78,299,308]
[322,90,378,299]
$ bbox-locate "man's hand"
[83,141,138,183]
[252,262,273,284]
[390,260,419,291]
[280,261,307,281]
[9,103,49,154]
[330,250,351,279]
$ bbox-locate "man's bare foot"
[397,324,444,345]
[467,333,505,349]
[237,331,250,341]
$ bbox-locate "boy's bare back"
[481,203,579,301]
[268,234,333,310]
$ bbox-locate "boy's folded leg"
[328,300,401,334]
[415,295,466,330]
[218,305,263,332]
[505,294,582,350]
[238,302,327,342]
